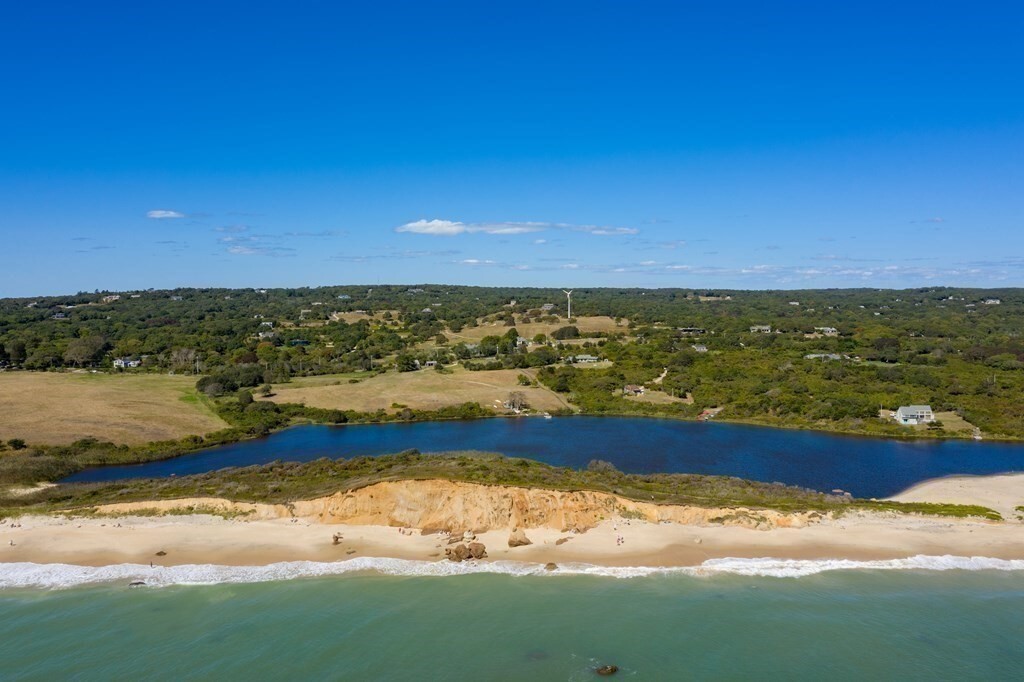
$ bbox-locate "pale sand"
[3,473,1022,569]
[2,509,1022,569]
[890,473,1024,521]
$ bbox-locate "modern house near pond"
[893,405,935,425]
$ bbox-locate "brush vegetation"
[0,451,1000,521]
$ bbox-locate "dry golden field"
[263,366,572,413]
[0,372,228,445]
[445,315,625,343]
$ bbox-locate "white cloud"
[458,258,497,265]
[226,245,294,257]
[398,220,469,236]
[396,218,638,237]
[397,219,545,236]
[583,227,639,236]
[534,239,547,245]
[147,210,185,219]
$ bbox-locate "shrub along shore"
[0,451,1002,521]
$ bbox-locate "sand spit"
[890,473,1024,521]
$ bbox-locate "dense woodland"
[2,284,1024,439]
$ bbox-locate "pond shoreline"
[59,415,1024,498]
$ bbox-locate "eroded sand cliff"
[93,479,821,531]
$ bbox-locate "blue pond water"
[63,417,1024,497]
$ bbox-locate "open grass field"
[330,310,402,325]
[879,409,979,436]
[625,390,693,406]
[925,411,978,435]
[0,372,228,445]
[264,366,572,414]
[445,315,626,343]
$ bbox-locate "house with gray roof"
[893,405,935,425]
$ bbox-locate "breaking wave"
[2,554,1024,590]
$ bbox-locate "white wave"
[694,555,1024,578]
[2,554,1023,590]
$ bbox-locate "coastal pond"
[62,417,1024,498]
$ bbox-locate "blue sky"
[2,1,1022,296]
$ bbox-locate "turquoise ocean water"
[2,567,1023,680]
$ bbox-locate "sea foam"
[2,554,1024,590]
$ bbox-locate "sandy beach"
[890,472,1024,521]
[1,473,1022,569]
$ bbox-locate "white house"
[572,354,599,363]
[749,325,772,334]
[814,327,839,336]
[114,357,142,369]
[894,405,935,425]
[983,298,1002,305]
[692,344,708,353]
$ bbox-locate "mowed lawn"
[0,372,228,445]
[264,366,572,413]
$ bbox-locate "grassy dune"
[1,452,1001,521]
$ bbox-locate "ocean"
[2,562,1023,680]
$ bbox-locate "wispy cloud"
[397,219,546,236]
[329,248,459,263]
[226,245,295,257]
[810,254,883,263]
[284,230,347,238]
[147,210,185,219]
[458,258,498,265]
[396,218,639,237]
[585,227,639,236]
[215,225,249,233]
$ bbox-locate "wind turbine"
[563,289,573,320]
